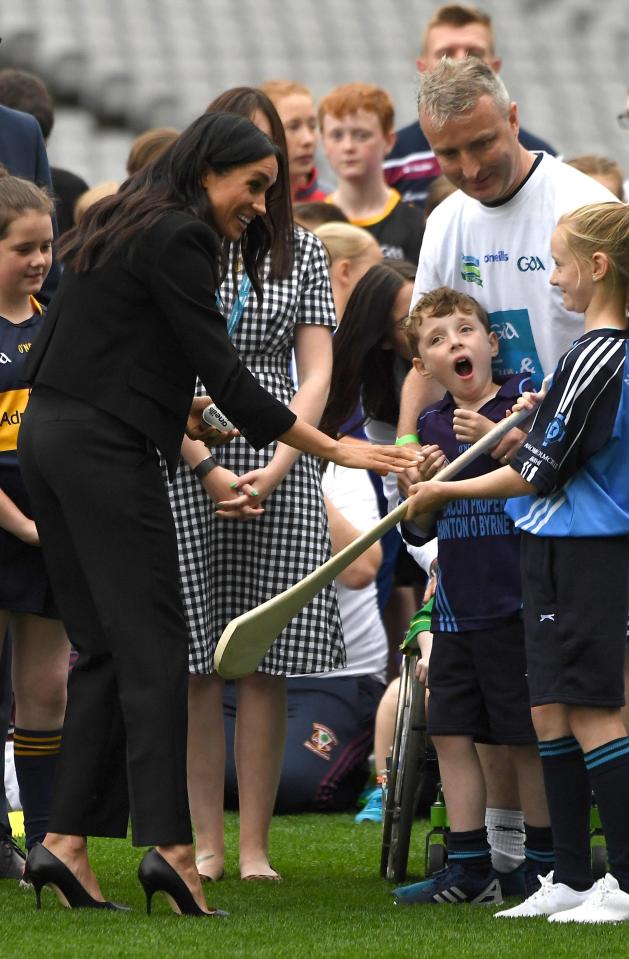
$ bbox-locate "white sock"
[486,807,525,872]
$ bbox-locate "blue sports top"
[507,328,629,537]
[403,374,532,632]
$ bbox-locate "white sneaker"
[548,874,629,924]
[494,871,594,918]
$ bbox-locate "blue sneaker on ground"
[354,787,382,823]
[393,864,503,905]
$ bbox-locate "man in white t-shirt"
[395,56,618,897]
[397,56,618,435]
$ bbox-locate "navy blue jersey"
[0,299,44,470]
[507,329,629,536]
[403,374,532,632]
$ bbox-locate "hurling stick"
[215,377,550,679]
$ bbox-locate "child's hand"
[415,629,433,684]
[511,390,544,415]
[452,409,493,444]
[415,656,429,684]
[18,519,39,546]
[416,444,447,482]
[405,480,446,519]
[489,427,526,463]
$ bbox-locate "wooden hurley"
[215,380,549,679]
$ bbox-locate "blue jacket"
[0,105,60,301]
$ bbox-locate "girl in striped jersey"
[405,202,629,923]
[0,176,69,864]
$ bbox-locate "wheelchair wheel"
[591,844,607,880]
[380,655,427,882]
[427,841,447,877]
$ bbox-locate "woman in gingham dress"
[167,88,343,882]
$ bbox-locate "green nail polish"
[250,490,259,497]
[229,482,238,489]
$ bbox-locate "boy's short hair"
[293,201,348,229]
[318,83,395,135]
[422,4,496,55]
[405,286,489,357]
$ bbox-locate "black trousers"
[18,387,192,846]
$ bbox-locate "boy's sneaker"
[548,874,629,924]
[354,787,382,824]
[393,863,502,906]
[494,870,593,918]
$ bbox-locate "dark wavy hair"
[320,264,412,437]
[58,112,286,302]
[207,86,294,279]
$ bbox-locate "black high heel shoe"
[138,848,228,917]
[24,843,129,911]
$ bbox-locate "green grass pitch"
[0,813,625,958]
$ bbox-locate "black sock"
[524,822,554,875]
[585,737,629,893]
[13,727,62,850]
[446,827,491,875]
[538,736,592,890]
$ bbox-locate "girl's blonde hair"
[0,174,54,239]
[557,202,629,298]
[259,80,313,106]
[315,222,378,266]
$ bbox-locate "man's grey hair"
[418,57,511,129]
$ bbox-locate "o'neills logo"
[484,250,509,263]
[304,723,338,761]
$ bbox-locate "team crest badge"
[542,412,566,447]
[304,723,338,761]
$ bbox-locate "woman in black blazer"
[17,112,414,916]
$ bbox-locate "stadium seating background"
[0,0,627,188]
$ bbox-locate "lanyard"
[216,273,252,339]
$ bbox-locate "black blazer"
[24,211,296,477]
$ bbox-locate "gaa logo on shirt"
[460,254,483,287]
[491,321,519,341]
[517,255,545,272]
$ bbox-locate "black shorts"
[521,533,629,708]
[426,619,536,745]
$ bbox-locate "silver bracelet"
[192,456,218,479]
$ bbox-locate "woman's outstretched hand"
[331,442,420,475]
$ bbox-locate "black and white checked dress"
[167,228,345,675]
